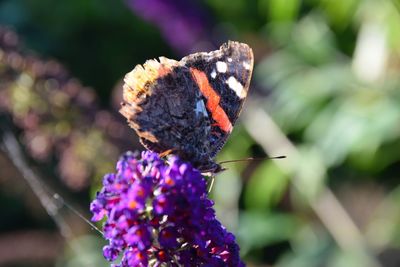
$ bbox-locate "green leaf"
[244,162,288,210]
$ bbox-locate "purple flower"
[158,226,179,249]
[91,151,245,266]
[126,0,212,54]
[103,245,119,261]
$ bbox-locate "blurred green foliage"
[1,0,400,266]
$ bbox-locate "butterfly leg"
[207,175,215,194]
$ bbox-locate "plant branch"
[0,116,73,240]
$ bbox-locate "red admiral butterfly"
[120,41,253,173]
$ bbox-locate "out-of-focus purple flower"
[0,26,138,191]
[126,0,212,54]
[91,151,245,266]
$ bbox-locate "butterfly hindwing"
[120,57,213,167]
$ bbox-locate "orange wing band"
[190,68,232,133]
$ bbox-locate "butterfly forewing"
[181,41,254,157]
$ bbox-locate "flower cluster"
[91,151,244,266]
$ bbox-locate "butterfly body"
[120,41,253,173]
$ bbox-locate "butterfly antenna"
[53,194,103,236]
[219,155,286,165]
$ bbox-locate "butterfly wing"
[181,41,254,158]
[120,41,253,172]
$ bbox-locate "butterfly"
[120,41,253,173]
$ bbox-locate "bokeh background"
[0,0,400,266]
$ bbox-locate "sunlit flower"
[91,151,245,266]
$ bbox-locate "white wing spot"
[195,99,208,117]
[226,76,245,98]
[243,61,251,70]
[216,61,227,73]
[211,70,217,79]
